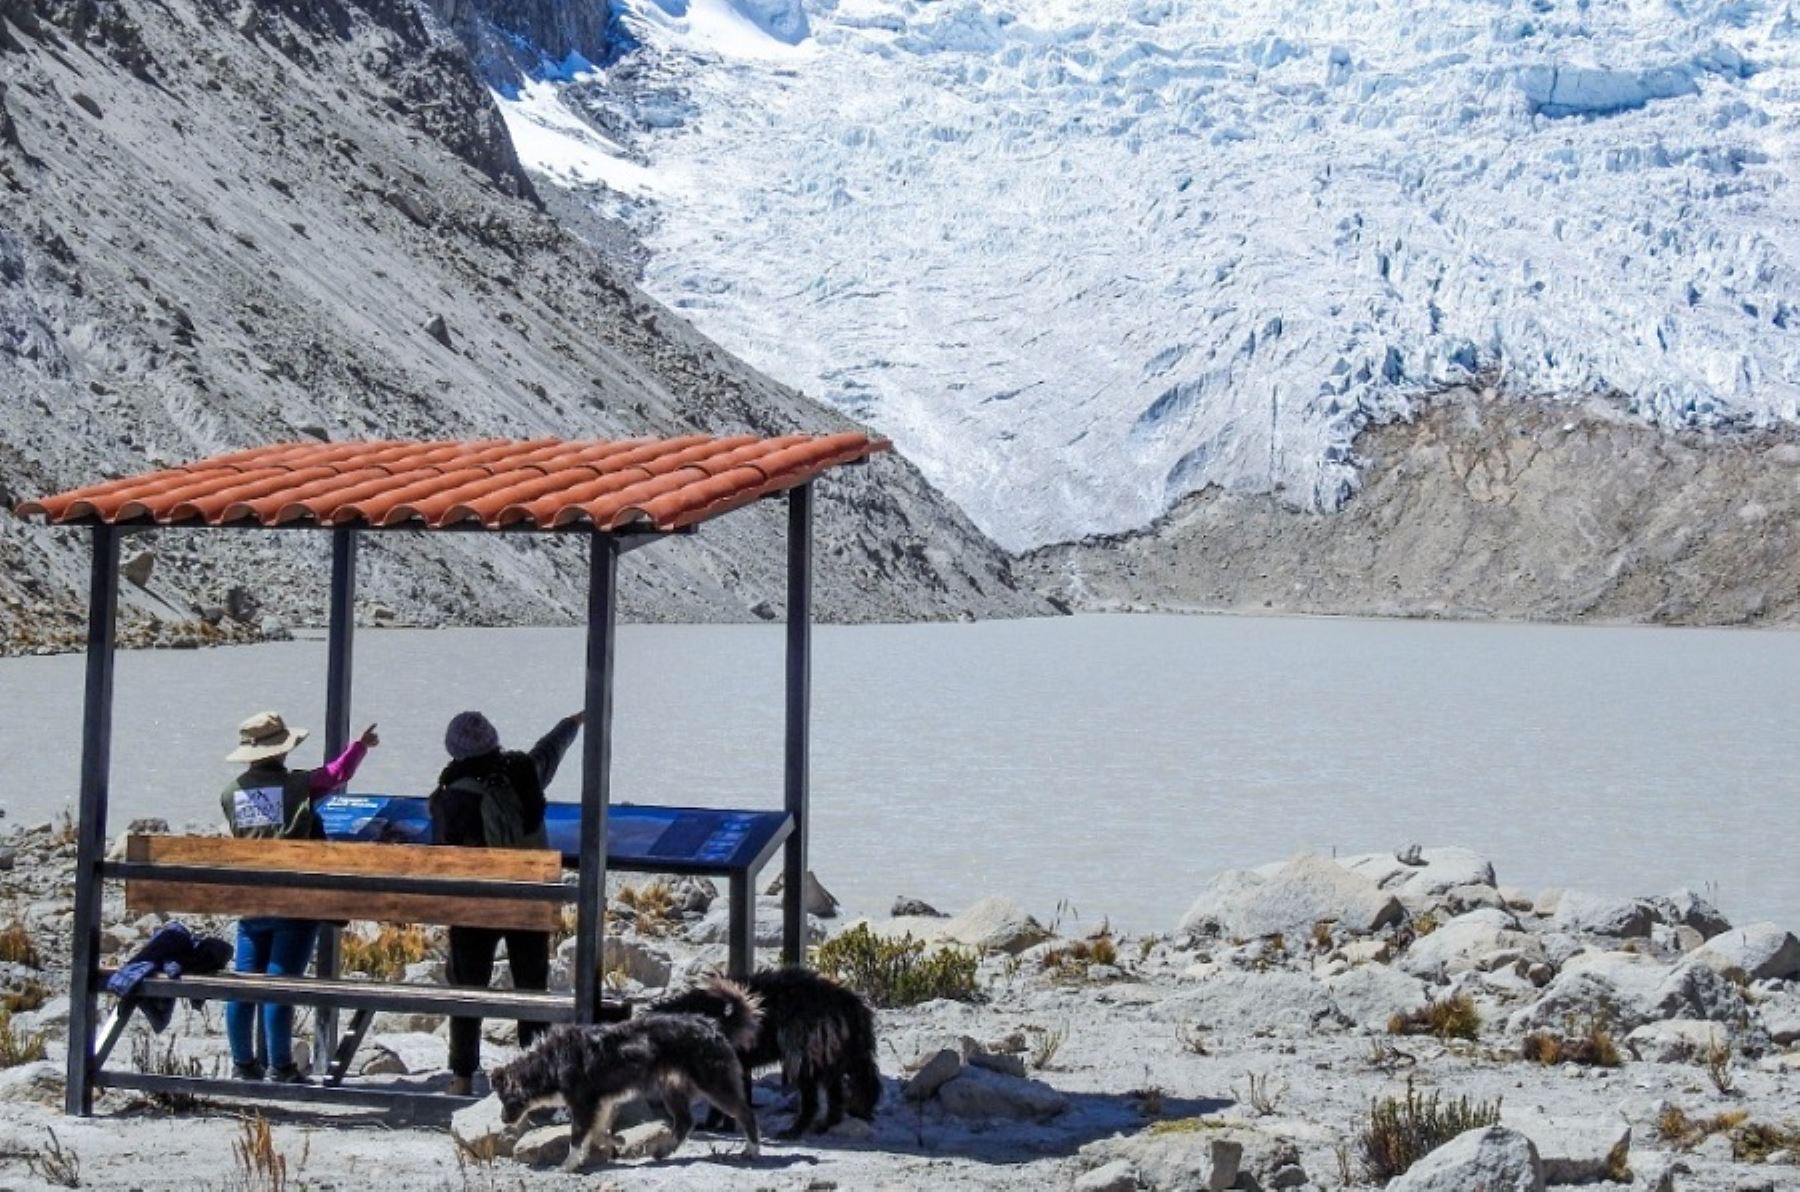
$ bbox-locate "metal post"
[574,535,619,1023]
[781,484,813,966]
[729,873,753,979]
[313,528,357,1073]
[66,524,120,1116]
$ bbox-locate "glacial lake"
[0,615,1795,936]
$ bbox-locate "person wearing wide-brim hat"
[220,710,380,1085]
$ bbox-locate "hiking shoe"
[266,1064,312,1085]
[447,1075,473,1097]
[233,1061,266,1082]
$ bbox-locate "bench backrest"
[124,835,565,932]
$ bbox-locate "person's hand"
[568,711,586,728]
[359,723,381,749]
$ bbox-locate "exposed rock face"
[0,0,1044,654]
[1179,853,1403,940]
[1031,397,1800,627]
[431,0,616,85]
[1552,891,1656,939]
[1690,922,1800,981]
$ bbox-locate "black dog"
[489,1011,762,1170]
[656,969,881,1137]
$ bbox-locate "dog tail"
[845,993,882,1120]
[705,975,764,1052]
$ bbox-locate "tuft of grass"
[1521,1018,1621,1068]
[1176,1022,1210,1056]
[812,923,979,1008]
[1389,993,1481,1042]
[1039,930,1119,980]
[1703,1037,1735,1095]
[2,978,50,1015]
[0,920,41,967]
[231,1114,289,1192]
[1310,920,1334,952]
[1658,1104,1800,1161]
[25,1127,80,1188]
[52,809,79,848]
[339,924,433,981]
[131,1033,205,1111]
[1131,1085,1167,1118]
[612,880,680,938]
[1733,1120,1800,1163]
[1027,1022,1068,1071]
[1238,1071,1285,1116]
[1412,912,1439,937]
[0,1008,47,1067]
[1356,1077,1502,1183]
[1147,1116,1222,1135]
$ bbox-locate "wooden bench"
[95,834,607,1110]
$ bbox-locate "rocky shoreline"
[0,823,1795,1189]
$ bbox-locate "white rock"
[1511,952,1744,1034]
[1179,854,1402,940]
[614,1120,678,1160]
[1503,1111,1630,1184]
[363,1032,444,1075]
[1758,993,1800,1045]
[1080,1130,1243,1191]
[1552,891,1656,938]
[0,1062,63,1104]
[939,896,1053,954]
[935,1065,1068,1121]
[450,1094,516,1161]
[1624,1019,1728,1063]
[1388,1126,1544,1192]
[1690,922,1800,981]
[1652,888,1730,939]
[1341,846,1497,899]
[604,936,673,988]
[1339,939,1392,965]
[511,1124,570,1166]
[1075,1158,1141,1192]
[1326,963,1431,1029]
[1399,909,1539,981]
[764,869,841,918]
[904,1047,964,1100]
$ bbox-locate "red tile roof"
[15,435,888,532]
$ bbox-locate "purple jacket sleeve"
[308,740,368,796]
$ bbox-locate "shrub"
[612,880,679,937]
[1356,1078,1502,1183]
[1521,1019,1621,1068]
[0,920,41,967]
[1027,1022,1068,1070]
[2,978,50,1015]
[232,1114,291,1192]
[1388,994,1481,1042]
[131,1032,205,1111]
[812,923,978,1008]
[339,924,432,981]
[1039,931,1119,979]
[0,1008,48,1068]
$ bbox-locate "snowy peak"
[502,0,1800,550]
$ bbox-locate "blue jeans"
[225,917,318,1069]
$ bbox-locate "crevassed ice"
[521,0,1800,550]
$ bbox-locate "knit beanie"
[445,710,500,761]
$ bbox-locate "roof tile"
[15,435,888,533]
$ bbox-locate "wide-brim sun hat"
[227,710,309,763]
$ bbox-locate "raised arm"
[527,712,585,789]
[309,724,380,795]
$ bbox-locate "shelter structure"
[16,432,887,1114]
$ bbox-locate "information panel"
[314,794,789,872]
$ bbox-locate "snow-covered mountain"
[496,0,1800,551]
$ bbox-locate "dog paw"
[558,1153,585,1174]
[741,1142,762,1161]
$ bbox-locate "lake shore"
[1,825,1795,1190]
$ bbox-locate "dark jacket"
[220,766,320,840]
[429,715,580,850]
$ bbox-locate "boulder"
[904,1048,964,1101]
[764,869,841,919]
[0,1061,63,1105]
[121,550,155,587]
[1179,854,1402,941]
[450,1095,516,1161]
[1443,884,1506,914]
[935,1065,1068,1121]
[1690,922,1800,982]
[1504,1112,1630,1184]
[1399,909,1539,981]
[1080,1130,1243,1191]
[1652,889,1731,940]
[1625,1019,1728,1063]
[891,896,947,918]
[1510,953,1745,1035]
[1387,1126,1544,1192]
[1552,891,1655,939]
[614,1121,677,1161]
[1341,846,1497,899]
[1075,1159,1141,1192]
[1758,993,1800,1046]
[363,1033,444,1075]
[1150,970,1341,1035]
[939,896,1052,954]
[511,1124,570,1166]
[1326,963,1431,1030]
[603,936,672,988]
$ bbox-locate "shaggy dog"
[489,1005,762,1170]
[655,969,881,1137]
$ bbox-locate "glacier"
[497,0,1800,550]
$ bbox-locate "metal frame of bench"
[58,480,823,1116]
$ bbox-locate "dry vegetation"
[0,919,41,967]
[1356,1078,1503,1183]
[1388,993,1482,1042]
[1520,1017,1622,1068]
[339,924,435,981]
[1039,931,1119,980]
[0,1008,47,1067]
[611,881,681,938]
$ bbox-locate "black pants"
[446,926,550,1078]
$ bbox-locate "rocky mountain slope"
[0,0,1044,654]
[1028,392,1800,626]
